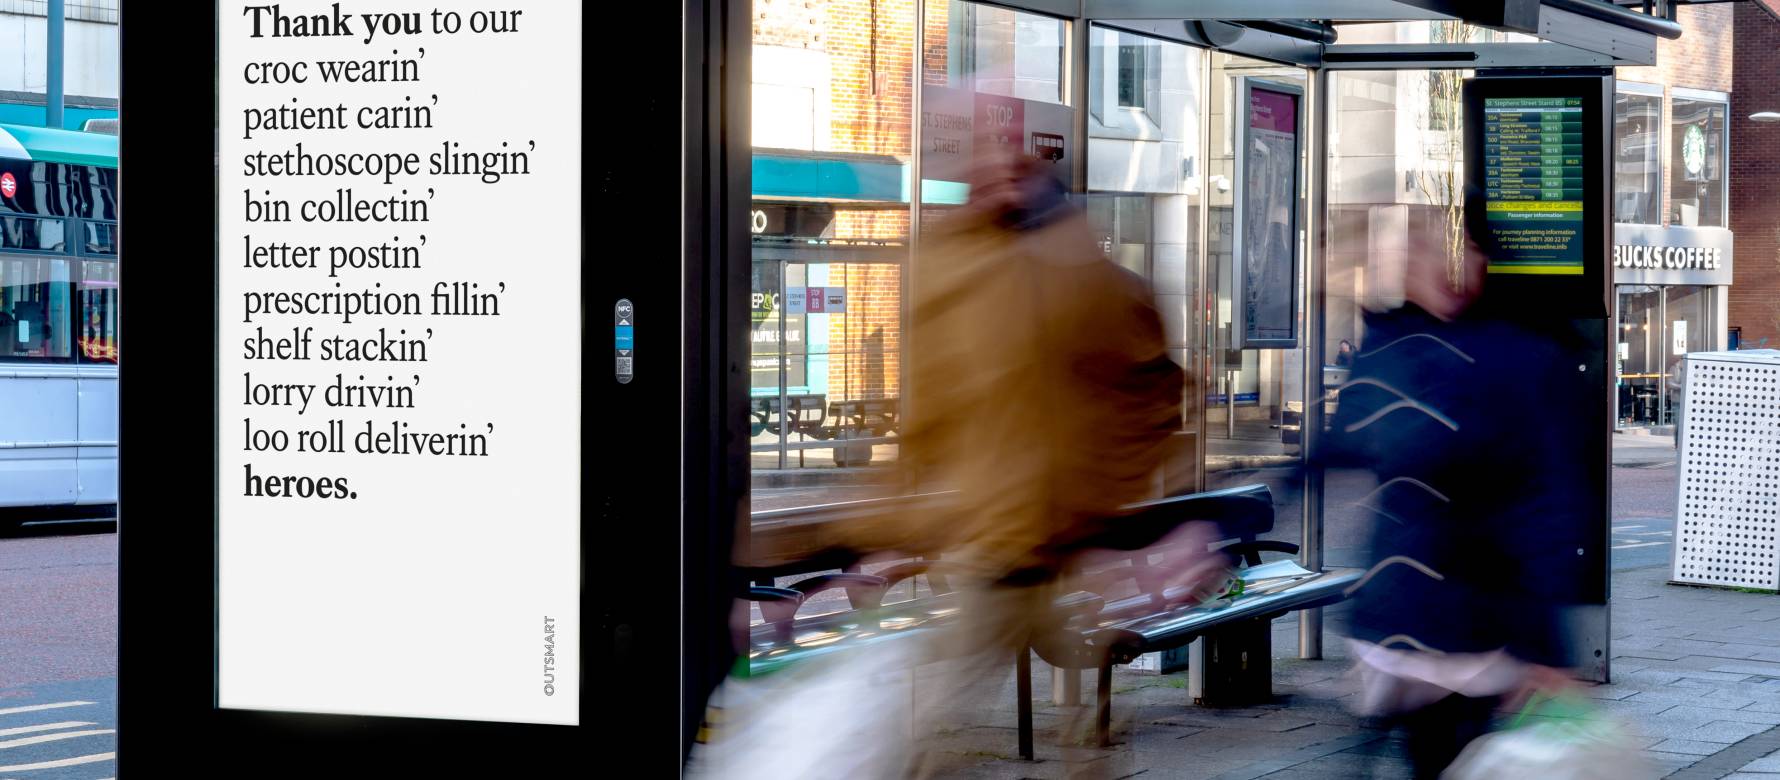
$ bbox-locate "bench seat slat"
[1091,567,1364,662]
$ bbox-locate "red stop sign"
[0,173,14,199]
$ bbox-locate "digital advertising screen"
[1481,96,1586,275]
[1464,73,1610,319]
[215,1,581,725]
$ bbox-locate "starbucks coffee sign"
[1682,124,1707,179]
[1612,223,1733,287]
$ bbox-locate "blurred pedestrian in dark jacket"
[1325,211,1583,778]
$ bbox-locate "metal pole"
[902,0,923,489]
[1196,51,1211,492]
[1299,67,1331,660]
[46,0,64,129]
[778,261,789,470]
[1226,369,1236,438]
[1659,291,1669,426]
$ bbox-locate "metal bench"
[736,484,1360,757]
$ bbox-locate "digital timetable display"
[1482,97,1586,275]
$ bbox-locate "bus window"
[83,222,117,255]
[78,260,117,364]
[0,217,67,253]
[0,256,72,360]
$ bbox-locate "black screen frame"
[117,3,707,776]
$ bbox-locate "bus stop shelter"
[617,0,1700,762]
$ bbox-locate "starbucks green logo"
[1682,124,1706,178]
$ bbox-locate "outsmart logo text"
[543,616,557,696]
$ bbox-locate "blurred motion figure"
[1327,196,1585,778]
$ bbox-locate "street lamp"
[1751,112,1780,123]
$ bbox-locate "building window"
[1117,43,1146,109]
[1670,95,1726,227]
[1613,90,1662,225]
[946,1,1066,105]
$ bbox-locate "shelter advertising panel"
[1233,79,1301,350]
[216,1,581,725]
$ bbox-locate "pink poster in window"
[1248,88,1297,135]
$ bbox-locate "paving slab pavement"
[921,566,1779,778]
[915,434,1778,778]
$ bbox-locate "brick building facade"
[750,0,1018,406]
[1618,2,1734,228]
[752,0,920,403]
[1731,0,1780,347]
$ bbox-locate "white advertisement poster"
[217,2,580,724]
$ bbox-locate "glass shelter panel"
[748,0,919,508]
[1086,26,1202,494]
[1205,53,1306,448]
[1321,66,1472,568]
[1202,51,1308,551]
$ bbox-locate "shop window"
[942,0,1065,105]
[1613,89,1662,225]
[1670,95,1726,228]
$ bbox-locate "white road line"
[1622,530,1673,537]
[0,728,113,750]
[1613,542,1669,549]
[1613,525,1646,530]
[0,751,113,772]
[0,702,93,717]
[0,721,93,738]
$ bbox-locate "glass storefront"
[1670,94,1727,228]
[1616,284,1716,428]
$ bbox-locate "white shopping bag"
[686,638,919,780]
[1442,693,1656,780]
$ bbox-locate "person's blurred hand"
[1153,521,1233,603]
[1505,662,1580,711]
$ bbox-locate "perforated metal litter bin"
[1671,350,1780,590]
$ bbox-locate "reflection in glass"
[77,260,117,364]
[1613,91,1662,225]
[940,1,1065,105]
[1670,98,1726,227]
[84,221,118,255]
[1086,25,1201,493]
[0,216,67,253]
